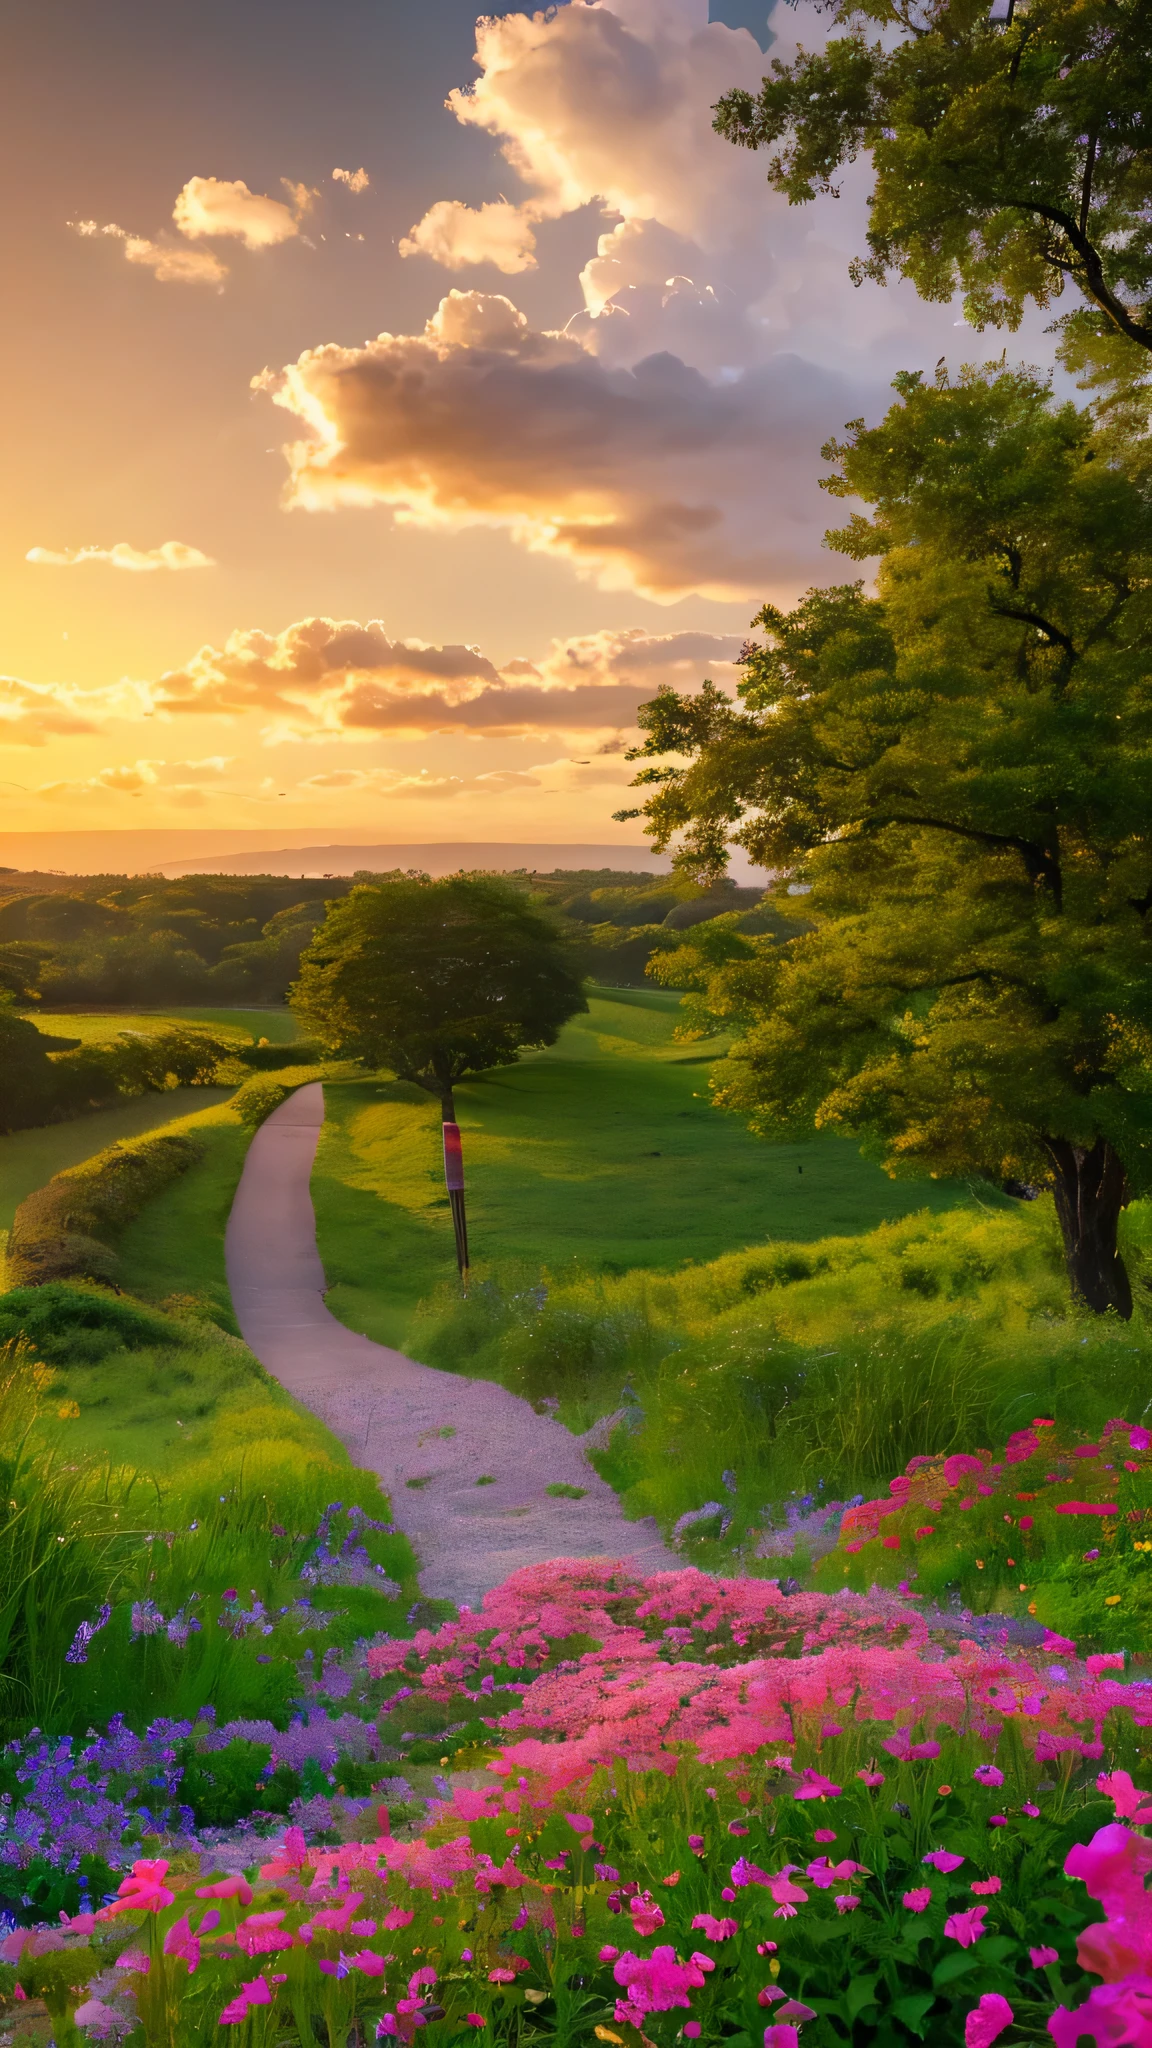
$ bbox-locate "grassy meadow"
[311,984,993,1352]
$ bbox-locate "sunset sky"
[2,0,1059,859]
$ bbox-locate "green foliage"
[625,368,1152,1316]
[0,1283,184,1364]
[713,0,1152,381]
[231,1067,323,1128]
[173,1736,299,1827]
[6,1130,204,1287]
[292,874,587,1109]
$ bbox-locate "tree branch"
[1007,196,1152,355]
[870,811,1063,904]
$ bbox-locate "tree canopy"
[291,875,587,1115]
[623,365,1152,1315]
[714,0,1152,381]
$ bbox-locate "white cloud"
[333,166,370,193]
[0,675,151,745]
[147,614,741,738]
[256,287,862,601]
[70,219,227,285]
[172,176,302,249]
[26,541,215,572]
[399,199,542,274]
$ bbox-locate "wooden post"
[442,1119,469,1282]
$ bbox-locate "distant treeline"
[0,865,796,1008]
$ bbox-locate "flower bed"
[822,1415,1152,1652]
[6,1557,1152,2042]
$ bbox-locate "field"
[29,1005,301,1044]
[310,984,1003,1353]
[0,1086,233,1231]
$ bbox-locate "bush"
[232,1068,322,1127]
[6,1131,203,1288]
[237,1041,319,1071]
[0,1283,185,1363]
[0,1015,229,1135]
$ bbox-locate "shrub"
[232,1069,319,1128]
[0,1283,185,1363]
[6,1130,203,1288]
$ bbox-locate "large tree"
[291,874,587,1118]
[619,367,1152,1315]
[714,0,1152,382]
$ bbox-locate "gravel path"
[225,1083,676,1608]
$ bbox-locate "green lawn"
[0,1087,235,1231]
[115,1102,254,1332]
[31,1005,299,1045]
[312,985,994,1353]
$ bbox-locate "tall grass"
[413,1196,1152,1555]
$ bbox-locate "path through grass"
[312,986,991,1353]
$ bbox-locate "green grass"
[0,1088,234,1231]
[114,1102,255,1332]
[30,1005,299,1045]
[312,985,1000,1353]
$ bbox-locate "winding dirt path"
[225,1083,675,1608]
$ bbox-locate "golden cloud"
[26,541,214,573]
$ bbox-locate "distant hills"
[153,842,682,880]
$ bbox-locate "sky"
[1,0,1059,860]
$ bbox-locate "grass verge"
[312,985,991,1353]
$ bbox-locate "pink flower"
[1097,1771,1152,1823]
[763,2030,800,2048]
[163,1916,200,1974]
[383,1908,415,1931]
[792,1770,842,1800]
[903,1889,932,1913]
[814,1829,837,1844]
[1029,1946,1058,1968]
[1022,1804,1041,1818]
[684,2027,700,2041]
[489,1969,517,1985]
[944,1905,988,1948]
[691,1915,738,1941]
[236,1911,294,1959]
[114,1948,150,1974]
[351,1952,386,1978]
[613,1945,713,2014]
[1130,1427,1151,1453]
[835,1895,860,1913]
[973,1766,1004,1788]
[729,1820,749,1836]
[599,1946,619,1963]
[971,1877,1002,1896]
[688,1836,705,1854]
[857,1770,885,1787]
[197,1874,253,1904]
[259,1828,308,1881]
[1048,1983,1152,2048]
[1065,1824,1152,1914]
[923,1850,965,1874]
[465,2019,486,2029]
[805,1858,861,1890]
[964,1992,1013,2047]
[628,1893,665,1936]
[219,1975,275,2025]
[101,1858,175,1918]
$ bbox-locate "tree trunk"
[440,1084,456,1122]
[1042,1136,1132,1319]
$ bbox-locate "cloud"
[0,674,152,746]
[71,219,228,285]
[297,765,544,799]
[172,175,303,249]
[256,287,862,600]
[26,540,214,573]
[147,614,741,738]
[399,199,542,274]
[333,166,370,193]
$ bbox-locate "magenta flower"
[162,1916,200,1974]
[382,1908,414,1931]
[814,1829,837,1844]
[834,1895,860,1914]
[1097,1770,1152,1823]
[903,1888,932,1913]
[973,1766,1004,1788]
[964,1993,1013,2048]
[628,1892,665,1936]
[763,2029,800,2048]
[599,1946,619,1963]
[684,2027,700,2041]
[236,1911,294,1959]
[970,1877,1002,1896]
[612,1945,713,2016]
[944,1905,988,1948]
[688,1835,705,1853]
[101,1859,175,1919]
[1029,1946,1058,1968]
[691,1915,738,1941]
[465,2018,486,2029]
[792,1769,842,1800]
[923,1850,964,1874]
[857,1769,885,1787]
[805,1858,861,1890]
[197,1874,253,1904]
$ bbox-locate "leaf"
[931,1950,980,1989]
[891,1992,937,2038]
[845,1975,881,2021]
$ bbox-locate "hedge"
[5,1131,204,1289]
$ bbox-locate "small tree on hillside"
[620,367,1152,1316]
[291,875,587,1118]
